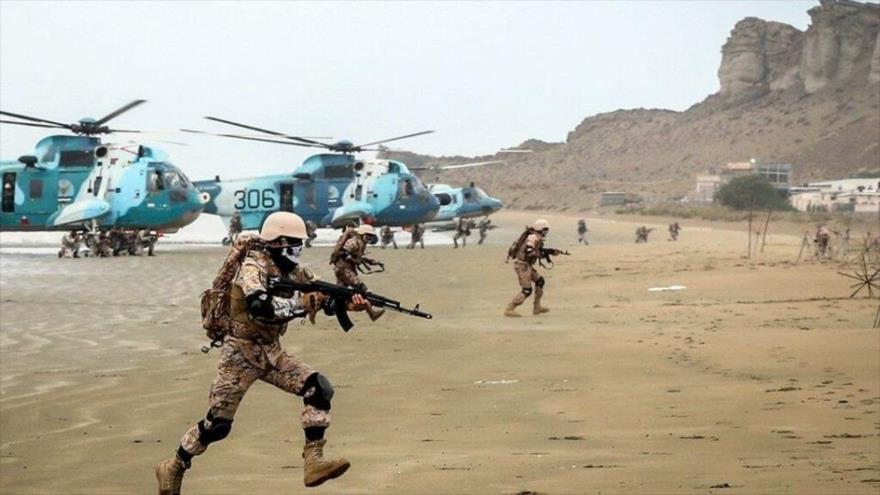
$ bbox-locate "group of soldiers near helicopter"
[58,228,158,258]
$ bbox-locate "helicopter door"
[2,173,15,212]
[279,183,294,212]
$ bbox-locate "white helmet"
[355,224,376,237]
[260,212,308,242]
[533,219,550,231]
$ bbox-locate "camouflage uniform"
[136,229,157,256]
[453,218,470,248]
[506,231,547,315]
[305,220,318,248]
[380,226,397,249]
[815,226,831,257]
[668,222,681,241]
[228,214,243,244]
[334,235,368,289]
[477,219,490,245]
[407,224,425,249]
[176,250,327,463]
[58,231,81,258]
[577,220,588,244]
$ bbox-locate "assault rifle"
[268,277,431,332]
[356,258,385,274]
[538,247,570,269]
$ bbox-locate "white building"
[789,178,880,213]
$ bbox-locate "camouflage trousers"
[334,264,363,289]
[510,261,543,307]
[179,336,327,458]
[453,232,468,248]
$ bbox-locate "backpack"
[329,227,356,264]
[507,227,535,260]
[200,234,265,342]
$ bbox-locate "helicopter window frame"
[399,179,414,199]
[58,150,93,168]
[323,164,353,179]
[29,179,43,200]
[147,170,165,193]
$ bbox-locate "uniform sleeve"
[236,257,268,297]
[342,238,362,259]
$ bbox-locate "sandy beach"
[1,210,877,495]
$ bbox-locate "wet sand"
[1,211,878,494]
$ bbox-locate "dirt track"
[1,211,877,494]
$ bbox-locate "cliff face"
[719,1,880,98]
[390,1,880,211]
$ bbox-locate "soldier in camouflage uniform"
[668,222,681,241]
[505,219,551,317]
[577,219,589,245]
[156,212,358,494]
[305,220,318,248]
[227,211,243,245]
[477,218,491,245]
[58,230,82,258]
[332,224,385,321]
[407,223,425,249]
[136,229,157,256]
[452,217,471,248]
[815,224,831,258]
[380,225,397,249]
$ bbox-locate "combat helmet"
[533,219,550,231]
[260,212,308,242]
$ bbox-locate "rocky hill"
[386,0,880,211]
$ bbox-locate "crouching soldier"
[505,219,551,317]
[156,212,360,494]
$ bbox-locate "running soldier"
[815,224,831,258]
[156,212,359,494]
[504,219,551,317]
[226,211,243,245]
[635,226,652,243]
[668,222,681,241]
[380,225,397,249]
[58,230,82,258]
[330,225,385,321]
[305,220,318,248]
[577,219,589,245]
[477,218,491,245]
[453,217,471,248]
[407,223,425,249]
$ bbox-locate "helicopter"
[409,160,507,223]
[0,101,204,233]
[184,117,440,230]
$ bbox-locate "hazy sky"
[1,1,819,180]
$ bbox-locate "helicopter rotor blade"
[204,116,329,147]
[437,160,507,170]
[0,111,70,128]
[355,130,435,148]
[0,119,68,130]
[93,99,147,126]
[181,128,324,148]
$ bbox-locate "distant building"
[789,178,880,213]
[599,191,628,206]
[693,159,792,202]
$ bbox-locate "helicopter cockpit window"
[164,171,185,190]
[399,179,414,199]
[464,190,477,203]
[59,150,93,167]
[324,164,353,179]
[147,170,165,193]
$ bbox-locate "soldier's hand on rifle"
[349,293,370,311]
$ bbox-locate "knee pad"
[521,287,533,297]
[535,277,545,288]
[303,373,334,411]
[199,411,233,445]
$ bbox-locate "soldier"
[815,224,831,258]
[331,225,385,321]
[156,212,359,494]
[58,230,82,258]
[136,229,157,256]
[380,225,397,249]
[504,219,551,317]
[407,223,425,250]
[635,226,652,243]
[577,219,589,245]
[668,222,681,241]
[452,217,471,248]
[227,211,243,245]
[95,230,113,257]
[477,218,491,245]
[305,220,318,248]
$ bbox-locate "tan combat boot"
[533,304,550,315]
[303,439,350,487]
[155,456,187,495]
[367,307,385,321]
[504,303,521,317]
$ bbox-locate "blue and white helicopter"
[184,117,440,230]
[410,160,507,223]
[0,101,204,233]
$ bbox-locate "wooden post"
[760,209,772,253]
[747,209,753,258]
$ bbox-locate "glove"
[301,292,326,325]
